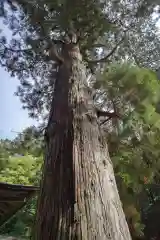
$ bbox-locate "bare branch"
[89,37,124,64]
[96,109,121,119]
[91,43,109,49]
[100,117,112,126]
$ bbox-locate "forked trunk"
[35,42,131,240]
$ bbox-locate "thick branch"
[46,39,64,63]
[38,22,64,63]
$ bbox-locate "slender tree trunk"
[35,41,132,240]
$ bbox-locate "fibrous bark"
[35,41,131,240]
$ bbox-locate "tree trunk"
[35,42,132,240]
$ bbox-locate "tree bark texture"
[35,42,132,240]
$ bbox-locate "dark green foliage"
[92,63,160,237]
[140,184,160,239]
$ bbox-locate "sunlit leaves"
[0,154,42,185]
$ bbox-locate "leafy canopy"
[0,0,160,120]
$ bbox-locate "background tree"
[94,63,160,238]
[0,128,42,239]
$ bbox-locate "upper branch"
[89,37,125,64]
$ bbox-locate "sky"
[0,68,36,140]
[0,22,37,140]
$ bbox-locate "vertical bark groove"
[35,43,132,240]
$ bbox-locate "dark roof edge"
[0,191,37,228]
[0,182,39,191]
